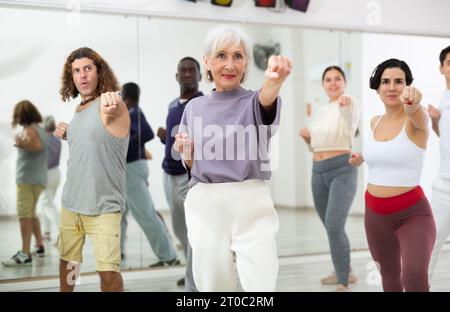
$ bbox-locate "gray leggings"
[311,153,357,285]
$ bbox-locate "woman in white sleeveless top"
[350,59,436,292]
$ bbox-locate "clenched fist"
[299,127,311,144]
[54,122,69,140]
[174,133,194,161]
[265,55,292,83]
[349,152,364,167]
[338,94,352,107]
[400,86,422,114]
[101,91,123,115]
[427,104,441,122]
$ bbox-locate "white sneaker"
[2,251,32,267]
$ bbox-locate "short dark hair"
[44,115,56,132]
[178,57,201,72]
[322,65,346,82]
[369,58,413,90]
[439,46,450,66]
[121,82,140,105]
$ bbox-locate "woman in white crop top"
[299,66,359,292]
[350,59,435,292]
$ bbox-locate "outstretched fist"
[101,91,123,115]
[265,55,292,83]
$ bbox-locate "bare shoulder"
[24,126,39,138]
[370,115,381,130]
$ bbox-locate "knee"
[99,271,117,287]
[325,222,345,237]
[402,269,429,292]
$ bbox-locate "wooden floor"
[0,207,449,292]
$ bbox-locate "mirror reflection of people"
[427,46,450,283]
[55,47,130,292]
[2,100,48,267]
[36,115,61,245]
[120,82,179,268]
[157,57,203,291]
[175,25,292,291]
[350,59,435,292]
[299,66,360,292]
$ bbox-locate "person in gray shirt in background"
[175,25,292,291]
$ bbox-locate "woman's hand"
[349,152,364,167]
[174,132,194,168]
[401,86,422,114]
[265,55,293,83]
[299,127,311,144]
[338,94,352,107]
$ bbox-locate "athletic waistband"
[365,186,425,215]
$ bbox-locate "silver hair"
[44,115,56,132]
[203,25,252,83]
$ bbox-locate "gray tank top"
[16,124,48,186]
[62,99,129,215]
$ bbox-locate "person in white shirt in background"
[299,65,360,292]
[427,45,450,283]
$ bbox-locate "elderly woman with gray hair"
[175,25,292,291]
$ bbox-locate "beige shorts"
[58,207,122,272]
[16,184,44,219]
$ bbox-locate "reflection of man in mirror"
[428,45,450,283]
[157,57,203,291]
[119,82,179,270]
[56,47,130,292]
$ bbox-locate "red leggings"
[365,187,436,292]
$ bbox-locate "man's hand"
[427,104,441,122]
[55,122,69,140]
[157,127,167,142]
[174,133,194,161]
[101,92,123,115]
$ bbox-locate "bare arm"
[100,92,130,138]
[101,92,128,125]
[14,126,43,151]
[427,104,441,137]
[258,55,292,108]
[401,86,428,131]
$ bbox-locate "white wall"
[2,0,450,37]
